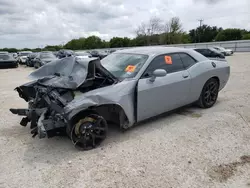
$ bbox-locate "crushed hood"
[28,56,116,90]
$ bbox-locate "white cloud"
[0,0,249,48]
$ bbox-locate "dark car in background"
[26,53,38,67]
[33,52,58,69]
[0,54,18,68]
[194,48,225,59]
[56,49,75,59]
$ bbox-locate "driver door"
[137,53,191,122]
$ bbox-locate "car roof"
[115,47,192,56]
[194,47,213,50]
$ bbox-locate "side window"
[203,49,211,56]
[143,53,185,78]
[179,53,197,69]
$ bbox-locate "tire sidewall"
[200,78,219,108]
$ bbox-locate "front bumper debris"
[10,84,70,138]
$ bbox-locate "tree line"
[1,16,250,52]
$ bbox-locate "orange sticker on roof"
[165,56,172,64]
[125,65,136,72]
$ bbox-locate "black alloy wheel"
[198,78,219,108]
[70,114,108,150]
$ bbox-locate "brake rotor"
[70,114,107,150]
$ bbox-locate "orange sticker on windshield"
[165,56,172,64]
[125,65,136,72]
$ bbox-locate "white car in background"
[75,51,92,60]
[213,46,234,56]
[17,51,32,64]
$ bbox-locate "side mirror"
[149,69,167,82]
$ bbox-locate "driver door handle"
[182,73,189,78]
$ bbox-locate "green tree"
[110,37,124,48]
[134,35,148,46]
[1,48,18,52]
[101,40,110,48]
[109,37,132,48]
[122,37,131,47]
[189,25,222,43]
[83,36,103,49]
[159,17,186,44]
[215,28,243,41]
[243,33,250,40]
[21,48,32,51]
[64,39,82,50]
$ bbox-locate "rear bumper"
[0,62,18,68]
[219,66,230,91]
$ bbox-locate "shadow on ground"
[0,104,206,165]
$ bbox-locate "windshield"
[40,53,56,59]
[209,48,220,53]
[101,53,148,79]
[29,54,37,58]
[0,54,11,60]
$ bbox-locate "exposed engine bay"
[10,57,117,140]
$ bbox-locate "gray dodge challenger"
[10,47,230,150]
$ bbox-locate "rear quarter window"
[179,53,197,69]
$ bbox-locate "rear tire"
[198,78,219,108]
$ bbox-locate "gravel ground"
[0,53,250,188]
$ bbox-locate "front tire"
[70,114,108,150]
[34,62,40,69]
[198,78,219,108]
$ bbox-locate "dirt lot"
[0,53,250,188]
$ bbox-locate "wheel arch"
[200,76,220,95]
[69,104,130,129]
[210,76,220,87]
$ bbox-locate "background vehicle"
[90,50,108,59]
[194,48,225,59]
[0,54,18,68]
[75,51,92,59]
[0,51,9,54]
[11,53,18,59]
[213,46,233,56]
[11,47,230,150]
[26,53,38,67]
[17,51,32,64]
[33,52,57,69]
[109,49,116,53]
[56,49,75,59]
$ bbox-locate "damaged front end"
[10,57,117,141]
[10,83,74,138]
